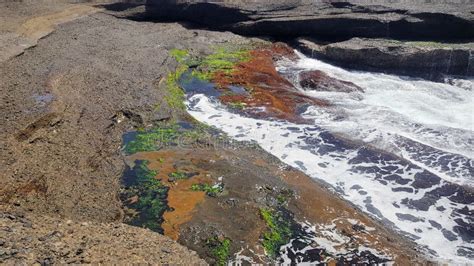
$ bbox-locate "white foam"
[278,52,474,185]
[184,53,473,263]
[186,94,473,263]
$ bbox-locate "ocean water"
[184,52,474,263]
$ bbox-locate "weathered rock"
[145,0,474,41]
[0,4,251,223]
[0,207,206,264]
[296,37,474,80]
[299,70,363,93]
[145,1,474,79]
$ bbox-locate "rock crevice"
[145,0,474,41]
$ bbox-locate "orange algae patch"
[213,43,329,121]
[130,149,216,240]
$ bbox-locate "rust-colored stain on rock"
[130,150,215,240]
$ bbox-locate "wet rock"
[364,197,384,219]
[401,196,436,211]
[298,70,363,93]
[214,43,328,121]
[411,171,441,189]
[223,198,238,208]
[453,221,474,243]
[352,224,365,232]
[384,174,411,186]
[294,161,307,171]
[296,37,474,80]
[441,229,458,241]
[391,187,414,193]
[350,185,362,190]
[396,213,424,223]
[428,220,442,230]
[457,247,474,259]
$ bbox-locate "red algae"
[213,43,329,121]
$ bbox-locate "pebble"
[23,222,33,228]
[38,257,52,265]
[38,231,63,241]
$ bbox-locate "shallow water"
[183,52,474,263]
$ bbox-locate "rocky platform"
[145,0,474,79]
[0,1,466,264]
[145,0,474,41]
[0,2,243,263]
[0,206,205,264]
[296,37,474,80]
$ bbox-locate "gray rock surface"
[296,37,474,79]
[145,0,474,41]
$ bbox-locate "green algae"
[170,48,189,63]
[134,161,161,189]
[260,208,293,258]
[206,237,231,266]
[192,47,250,81]
[125,125,181,154]
[165,46,252,112]
[121,121,216,233]
[164,65,187,110]
[191,183,223,197]
[122,160,169,233]
[164,48,192,111]
[228,101,246,110]
[405,41,458,49]
[124,122,210,154]
[165,46,250,110]
[165,45,255,113]
[276,189,294,205]
[168,171,188,180]
[276,194,288,205]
